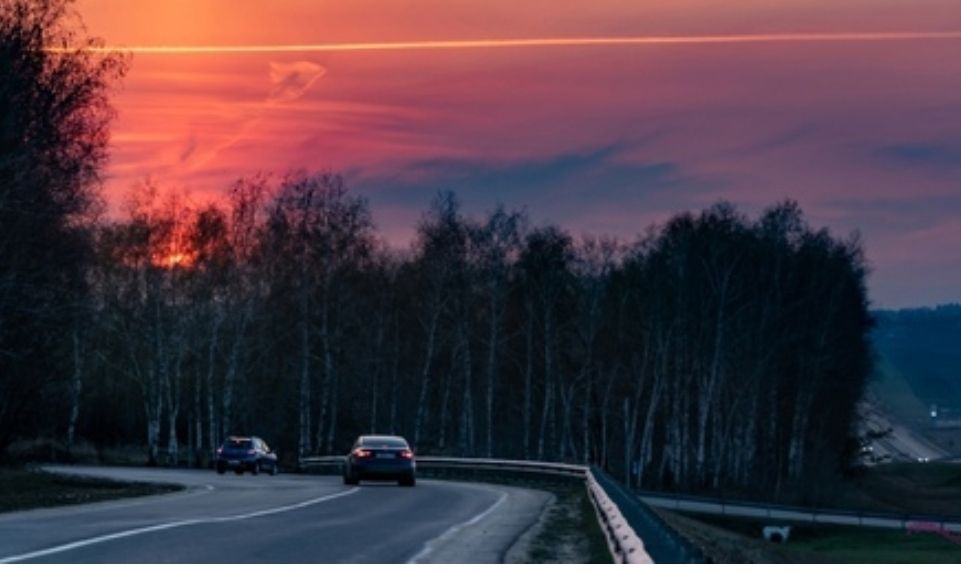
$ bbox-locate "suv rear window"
[224,439,253,449]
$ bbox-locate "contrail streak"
[57,31,961,55]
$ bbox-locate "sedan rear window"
[360,437,408,448]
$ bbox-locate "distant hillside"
[869,353,929,425]
[872,305,961,421]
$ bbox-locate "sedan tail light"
[353,449,373,458]
[400,449,414,460]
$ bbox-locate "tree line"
[38,172,876,496]
[1,0,873,498]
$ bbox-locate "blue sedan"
[343,435,416,486]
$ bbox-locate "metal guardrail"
[585,469,652,563]
[298,455,347,470]
[637,489,961,533]
[299,455,587,477]
[298,455,700,563]
[591,469,703,563]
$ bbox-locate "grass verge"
[657,510,961,563]
[0,467,183,514]
[522,485,612,563]
[643,462,961,518]
[842,462,961,517]
[785,523,961,563]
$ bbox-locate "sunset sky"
[76,0,961,308]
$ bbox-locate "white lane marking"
[407,490,509,563]
[0,487,359,563]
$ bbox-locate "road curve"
[0,466,550,563]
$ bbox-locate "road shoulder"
[409,481,552,563]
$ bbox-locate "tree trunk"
[485,294,497,458]
[638,379,663,487]
[166,401,179,465]
[325,392,338,454]
[536,308,553,460]
[318,281,334,452]
[146,296,166,467]
[599,368,615,468]
[147,417,161,466]
[438,339,457,451]
[194,368,203,466]
[222,305,248,444]
[388,316,400,434]
[695,269,731,483]
[369,311,387,433]
[559,379,575,461]
[325,367,338,453]
[298,291,312,458]
[369,383,378,434]
[413,307,440,448]
[522,302,534,459]
[459,320,474,456]
[165,348,182,467]
[205,307,222,456]
[66,325,83,450]
[581,373,590,465]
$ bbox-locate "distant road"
[640,491,961,533]
[860,403,948,463]
[0,466,548,563]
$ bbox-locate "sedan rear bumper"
[346,459,415,480]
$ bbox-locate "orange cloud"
[174,60,326,172]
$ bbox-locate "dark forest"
[1,0,873,500]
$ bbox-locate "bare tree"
[0,0,125,455]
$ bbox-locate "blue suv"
[215,436,279,475]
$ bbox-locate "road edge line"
[406,489,509,563]
[0,487,359,563]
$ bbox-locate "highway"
[0,466,550,563]
[638,491,961,533]
[859,402,948,464]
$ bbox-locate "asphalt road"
[0,466,550,563]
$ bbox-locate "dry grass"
[0,467,182,514]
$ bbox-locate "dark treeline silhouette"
[77,175,870,498]
[1,0,873,500]
[0,0,126,454]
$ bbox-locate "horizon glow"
[76,0,961,309]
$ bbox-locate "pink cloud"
[84,0,961,307]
